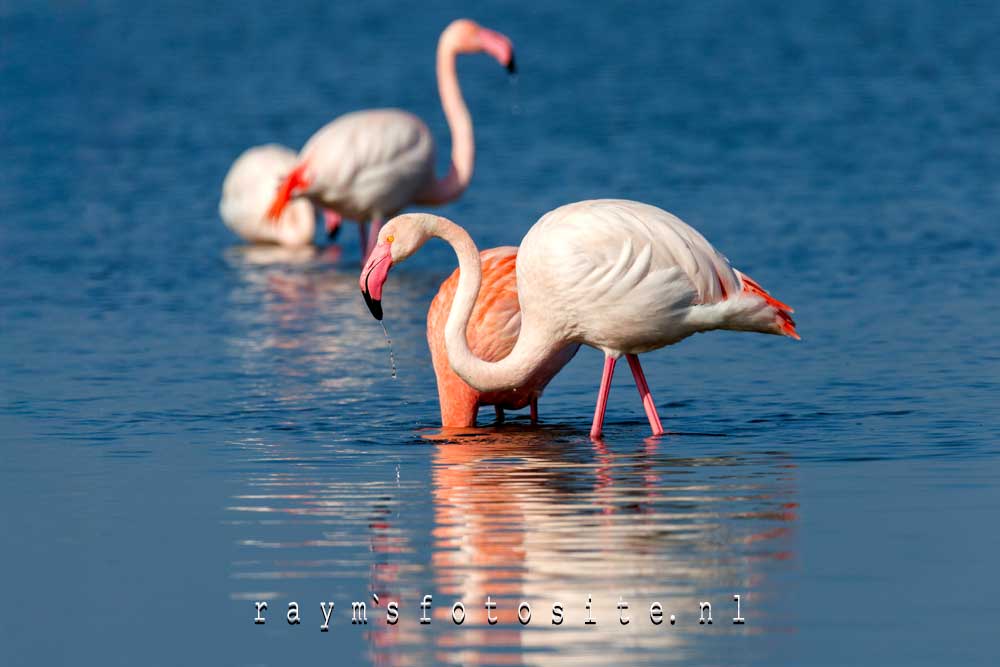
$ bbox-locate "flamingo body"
[427,247,580,427]
[219,145,316,247]
[516,199,797,356]
[361,199,799,438]
[296,109,434,224]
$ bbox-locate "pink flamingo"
[266,19,515,261]
[427,246,579,427]
[220,144,342,246]
[360,199,799,439]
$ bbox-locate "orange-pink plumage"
[426,247,578,427]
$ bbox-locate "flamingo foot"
[626,354,664,436]
[530,397,538,425]
[590,355,617,440]
[495,405,505,423]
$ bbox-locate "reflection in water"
[221,242,796,665]
[228,425,796,666]
[222,242,386,396]
[420,429,795,666]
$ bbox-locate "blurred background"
[1,0,998,665]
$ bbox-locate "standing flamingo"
[360,199,799,439]
[427,247,579,427]
[266,19,516,261]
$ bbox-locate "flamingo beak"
[359,242,393,320]
[478,28,516,75]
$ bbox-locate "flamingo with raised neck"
[266,19,515,262]
[360,200,800,439]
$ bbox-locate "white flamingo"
[360,199,799,439]
[220,145,314,246]
[266,19,516,261]
[220,144,341,246]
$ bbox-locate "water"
[2,1,999,665]
[379,322,398,380]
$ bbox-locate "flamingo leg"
[323,210,343,240]
[365,217,384,261]
[626,354,664,436]
[357,222,369,263]
[530,397,538,425]
[590,355,617,440]
[494,405,505,423]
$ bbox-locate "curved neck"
[426,216,554,393]
[418,35,474,205]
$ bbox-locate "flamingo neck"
[419,34,474,205]
[431,216,555,393]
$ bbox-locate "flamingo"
[360,199,799,439]
[266,19,516,262]
[427,246,579,427]
[219,144,342,246]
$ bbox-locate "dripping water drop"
[379,321,397,380]
[509,74,521,115]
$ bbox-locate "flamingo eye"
[386,235,395,243]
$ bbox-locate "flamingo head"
[444,19,516,74]
[359,214,433,320]
[266,162,312,222]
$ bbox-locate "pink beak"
[479,28,516,74]
[359,242,393,320]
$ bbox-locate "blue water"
[2,1,999,665]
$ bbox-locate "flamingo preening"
[360,199,799,439]
[266,19,516,262]
[427,247,579,427]
[220,145,342,246]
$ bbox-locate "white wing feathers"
[534,199,740,307]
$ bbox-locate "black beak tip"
[506,54,517,75]
[327,226,340,241]
[362,290,383,321]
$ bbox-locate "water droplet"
[509,74,521,115]
[379,321,397,380]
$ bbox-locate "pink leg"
[590,356,617,440]
[357,222,369,263]
[323,210,343,239]
[365,217,383,261]
[626,354,664,436]
[530,397,538,425]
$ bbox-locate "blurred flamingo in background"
[220,145,342,246]
[267,19,516,262]
[361,199,799,439]
[427,247,579,427]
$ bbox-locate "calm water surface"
[2,1,999,665]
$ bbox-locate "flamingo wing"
[520,199,795,351]
[301,109,435,219]
[429,246,522,363]
[427,246,523,426]
[535,199,740,303]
